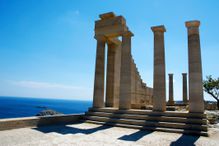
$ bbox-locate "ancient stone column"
[151,25,166,112]
[113,42,122,108]
[168,74,174,106]
[185,20,204,113]
[93,35,106,108]
[106,43,116,107]
[182,73,188,104]
[119,31,133,110]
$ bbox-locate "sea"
[0,96,92,119]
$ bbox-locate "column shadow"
[170,134,200,146]
[118,130,153,141]
[33,123,112,135]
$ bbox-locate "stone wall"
[130,56,153,109]
[0,114,84,131]
[205,101,218,110]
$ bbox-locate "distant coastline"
[0,96,92,119]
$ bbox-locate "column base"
[167,101,175,106]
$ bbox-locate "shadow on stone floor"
[118,130,153,141]
[33,123,112,135]
[170,134,200,146]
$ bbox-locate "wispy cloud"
[9,80,85,90]
[58,10,81,25]
[74,10,80,15]
[1,80,92,100]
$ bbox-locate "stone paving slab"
[0,122,219,146]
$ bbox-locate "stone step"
[85,120,208,136]
[86,112,207,125]
[86,116,207,131]
[89,108,206,119]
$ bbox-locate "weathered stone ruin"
[85,12,208,136]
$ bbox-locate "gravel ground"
[0,122,219,146]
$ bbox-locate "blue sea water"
[0,96,92,119]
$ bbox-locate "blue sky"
[0,0,218,101]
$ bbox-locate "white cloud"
[2,80,92,100]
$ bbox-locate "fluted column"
[93,35,106,108]
[151,25,166,112]
[113,43,121,108]
[106,43,116,107]
[182,73,188,104]
[185,20,204,113]
[119,31,133,110]
[168,74,174,106]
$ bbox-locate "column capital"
[182,73,187,76]
[185,20,200,28]
[94,35,107,41]
[168,73,173,76]
[107,37,121,45]
[122,31,134,37]
[151,25,166,33]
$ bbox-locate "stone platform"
[85,108,208,136]
[0,122,218,146]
